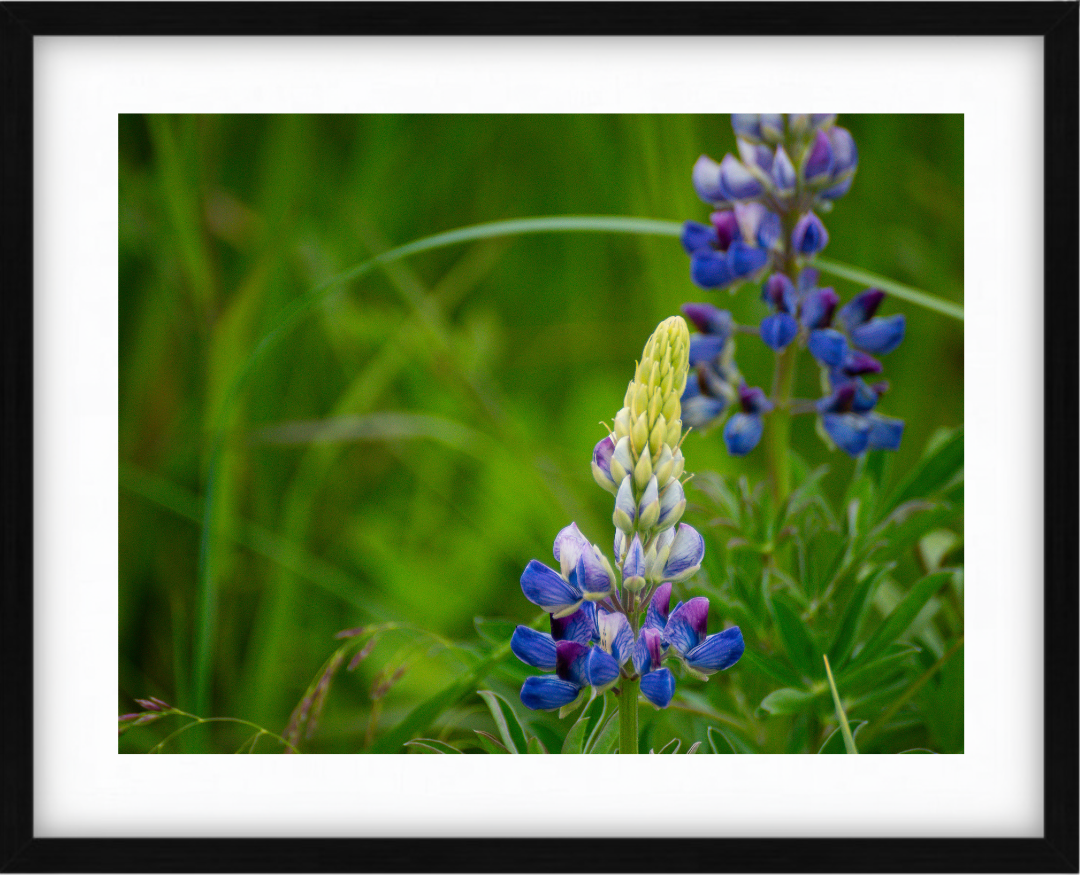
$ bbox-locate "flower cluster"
[511,317,744,713]
[676,114,905,458]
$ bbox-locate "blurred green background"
[119,114,962,752]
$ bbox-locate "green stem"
[766,343,798,505]
[619,679,640,754]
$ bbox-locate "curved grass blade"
[815,257,963,322]
[823,655,858,754]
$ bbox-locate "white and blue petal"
[520,676,581,711]
[685,626,745,674]
[622,534,646,591]
[613,475,637,533]
[772,145,797,194]
[640,668,677,709]
[804,129,834,182]
[664,596,710,656]
[553,522,590,577]
[718,154,765,200]
[827,126,858,176]
[598,610,634,666]
[692,154,726,203]
[661,524,705,582]
[520,560,583,616]
[730,113,762,143]
[591,435,619,494]
[572,546,614,598]
[759,114,784,142]
[657,478,686,529]
[510,626,557,670]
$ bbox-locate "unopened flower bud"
[613,476,636,534]
[637,476,661,530]
[633,449,653,491]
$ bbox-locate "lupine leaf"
[707,725,737,754]
[478,690,528,754]
[840,643,921,692]
[474,730,510,754]
[526,736,548,755]
[757,687,818,717]
[899,748,938,754]
[740,648,803,689]
[769,597,820,679]
[818,720,867,754]
[823,654,858,754]
[582,694,612,753]
[853,571,954,667]
[560,713,591,755]
[828,565,892,668]
[653,738,681,755]
[882,428,963,515]
[685,742,702,755]
[587,713,620,755]
[871,503,960,565]
[404,738,462,754]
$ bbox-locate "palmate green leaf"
[707,725,737,754]
[587,713,620,755]
[757,687,819,717]
[881,428,963,516]
[560,713,591,755]
[818,721,868,754]
[852,571,955,668]
[478,690,529,754]
[769,597,820,679]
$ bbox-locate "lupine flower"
[723,385,772,456]
[680,302,740,430]
[680,205,776,291]
[661,597,745,680]
[759,273,799,351]
[520,523,615,616]
[520,640,620,711]
[815,381,904,456]
[837,288,906,356]
[511,601,598,671]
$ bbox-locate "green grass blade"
[823,655,858,754]
[815,257,963,322]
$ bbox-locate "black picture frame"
[2,3,1076,872]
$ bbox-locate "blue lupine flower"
[791,211,829,256]
[681,206,775,291]
[510,601,598,671]
[803,129,834,183]
[520,522,614,616]
[649,524,706,582]
[816,381,904,456]
[723,385,772,456]
[519,639,620,711]
[662,597,744,677]
[759,272,800,352]
[819,126,858,201]
[633,627,676,708]
[837,289,906,356]
[680,303,740,429]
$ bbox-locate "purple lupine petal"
[680,220,718,255]
[737,385,771,415]
[849,379,881,414]
[623,534,645,579]
[584,646,621,688]
[804,130,834,182]
[634,627,665,674]
[755,210,782,249]
[664,597,710,655]
[827,126,858,176]
[727,241,768,279]
[808,328,848,368]
[710,211,741,250]
[851,314,906,356]
[645,582,673,632]
[510,626,557,670]
[718,154,765,200]
[550,601,598,644]
[686,626,745,673]
[817,381,857,414]
[842,351,883,376]
[555,640,591,686]
[730,113,762,142]
[867,414,904,451]
[819,177,854,200]
[572,546,613,597]
[553,522,589,575]
[762,273,797,313]
[772,145,797,193]
[520,676,581,711]
[838,288,885,331]
[520,560,583,615]
[791,211,829,255]
[692,154,726,203]
[640,668,677,709]
[690,251,734,289]
[797,266,821,294]
[592,435,615,479]
[724,412,764,456]
[801,286,839,329]
[760,313,799,351]
[598,610,634,666]
[681,303,732,339]
[759,114,784,141]
[661,525,705,582]
[688,333,727,367]
[823,412,871,457]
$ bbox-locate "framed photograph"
[3,2,1076,871]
